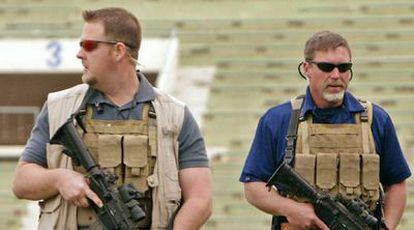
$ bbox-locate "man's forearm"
[244,181,329,230]
[384,181,407,230]
[173,197,212,229]
[244,181,293,215]
[12,161,61,200]
[174,167,212,229]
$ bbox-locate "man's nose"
[329,68,340,79]
[76,48,85,59]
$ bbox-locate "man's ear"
[113,43,128,61]
[302,62,311,79]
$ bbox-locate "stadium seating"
[1,0,414,229]
[299,2,414,16]
[181,40,414,65]
[213,69,414,87]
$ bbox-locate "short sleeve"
[239,111,284,183]
[372,104,411,186]
[20,102,50,167]
[177,106,209,169]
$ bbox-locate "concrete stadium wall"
[0,38,175,145]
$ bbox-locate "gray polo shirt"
[21,73,209,170]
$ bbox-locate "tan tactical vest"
[292,97,380,210]
[74,103,156,229]
[38,84,185,230]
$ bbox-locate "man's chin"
[81,74,96,86]
[323,91,345,103]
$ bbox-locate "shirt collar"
[300,87,365,118]
[87,71,156,106]
[136,71,156,103]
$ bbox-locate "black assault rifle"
[266,162,383,230]
[50,115,145,230]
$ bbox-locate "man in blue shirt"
[240,31,411,230]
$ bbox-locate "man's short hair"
[82,7,141,59]
[304,31,352,61]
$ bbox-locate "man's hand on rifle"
[284,201,330,230]
[54,168,103,208]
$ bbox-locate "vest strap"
[284,95,305,165]
[359,100,374,154]
[148,104,157,158]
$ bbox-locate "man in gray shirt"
[12,7,212,229]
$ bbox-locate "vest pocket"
[164,140,181,199]
[158,126,182,224]
[98,135,122,185]
[38,195,62,229]
[316,153,338,196]
[361,154,380,209]
[310,125,361,148]
[83,133,99,162]
[339,153,361,200]
[166,199,181,226]
[294,154,316,186]
[124,135,150,192]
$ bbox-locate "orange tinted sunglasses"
[79,39,118,52]
[79,39,136,52]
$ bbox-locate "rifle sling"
[284,95,305,166]
[271,95,304,230]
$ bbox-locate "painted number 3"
[46,41,62,68]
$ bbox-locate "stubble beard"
[323,90,345,103]
[81,72,97,86]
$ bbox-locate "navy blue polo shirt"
[240,88,411,186]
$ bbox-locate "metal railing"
[0,106,39,159]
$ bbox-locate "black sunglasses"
[309,61,352,73]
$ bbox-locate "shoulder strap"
[271,95,304,228]
[358,98,370,123]
[147,103,158,157]
[73,87,95,133]
[284,95,305,165]
[358,99,375,154]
